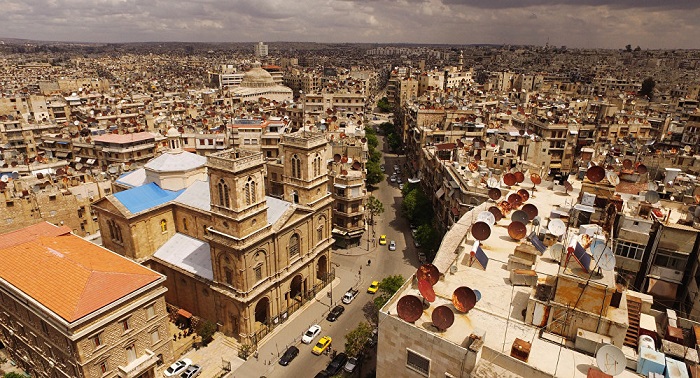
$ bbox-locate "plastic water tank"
[638,334,655,353]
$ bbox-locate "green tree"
[4,373,25,378]
[366,195,384,222]
[401,187,432,225]
[415,224,440,253]
[196,319,217,344]
[373,274,406,310]
[639,77,655,98]
[377,97,392,113]
[344,321,373,358]
[366,133,379,150]
[387,133,402,152]
[379,122,394,135]
[365,161,384,186]
[369,149,382,163]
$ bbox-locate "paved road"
[231,136,419,378]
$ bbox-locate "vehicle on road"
[180,364,202,378]
[379,235,387,245]
[312,336,332,355]
[367,281,379,294]
[344,357,359,373]
[164,359,192,377]
[399,183,404,190]
[325,352,348,375]
[389,240,396,251]
[342,288,359,304]
[380,164,385,171]
[390,175,396,183]
[418,251,427,263]
[301,324,322,344]
[326,305,345,322]
[414,237,421,248]
[394,164,399,171]
[397,177,402,184]
[279,346,299,366]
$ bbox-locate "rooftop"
[113,182,184,214]
[92,131,157,144]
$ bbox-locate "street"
[231,135,420,378]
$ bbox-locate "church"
[92,128,334,346]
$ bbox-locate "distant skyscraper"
[255,41,269,57]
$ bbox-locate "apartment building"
[92,132,161,169]
[0,222,173,378]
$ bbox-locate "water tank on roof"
[638,335,655,354]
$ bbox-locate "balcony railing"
[117,349,158,378]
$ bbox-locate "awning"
[347,230,365,237]
[435,188,445,199]
[177,308,192,319]
[574,204,595,213]
[334,183,347,189]
[647,278,678,300]
[43,140,55,144]
[331,228,348,236]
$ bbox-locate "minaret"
[458,50,464,72]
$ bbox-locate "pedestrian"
[367,259,371,266]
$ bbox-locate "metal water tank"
[638,334,655,353]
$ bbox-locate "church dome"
[240,67,275,88]
[166,126,180,137]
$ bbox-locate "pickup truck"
[341,288,359,304]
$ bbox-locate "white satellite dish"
[487,177,500,188]
[548,219,567,236]
[596,344,626,376]
[592,244,616,271]
[74,120,80,126]
[606,171,620,186]
[645,191,660,204]
[648,181,658,191]
[550,243,565,262]
[477,211,496,226]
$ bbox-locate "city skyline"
[1,0,699,49]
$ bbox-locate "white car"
[302,324,322,344]
[164,358,192,377]
[389,241,396,251]
[390,175,396,183]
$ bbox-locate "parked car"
[326,305,345,322]
[342,288,359,304]
[380,164,385,171]
[344,357,359,373]
[367,280,379,294]
[393,164,399,171]
[312,336,332,355]
[390,175,396,183]
[399,183,404,190]
[325,353,348,375]
[164,359,192,377]
[279,346,299,366]
[379,234,387,245]
[389,240,396,251]
[180,365,201,378]
[302,324,322,344]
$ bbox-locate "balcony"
[117,349,158,378]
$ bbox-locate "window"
[99,361,108,375]
[160,219,167,233]
[245,177,257,205]
[145,304,156,319]
[317,226,324,243]
[224,268,233,285]
[218,179,230,207]
[91,333,102,348]
[406,349,430,376]
[289,233,300,257]
[313,154,322,177]
[150,329,160,345]
[183,218,188,231]
[291,155,301,179]
[125,344,137,363]
[121,318,130,331]
[254,264,262,281]
[614,240,645,260]
[653,249,686,271]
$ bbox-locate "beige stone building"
[0,222,173,378]
[93,131,334,347]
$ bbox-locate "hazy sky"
[2,0,699,48]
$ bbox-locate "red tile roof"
[0,222,161,323]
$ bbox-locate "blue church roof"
[113,182,184,214]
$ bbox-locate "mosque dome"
[240,67,275,88]
[166,126,180,137]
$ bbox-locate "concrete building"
[0,222,173,378]
[254,42,269,58]
[228,66,293,104]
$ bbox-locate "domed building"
[230,64,293,103]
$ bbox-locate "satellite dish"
[593,244,616,271]
[397,295,423,323]
[522,203,539,220]
[488,187,502,201]
[488,206,504,222]
[108,167,118,174]
[586,166,605,183]
[563,180,574,193]
[11,171,20,179]
[530,173,542,185]
[507,221,527,240]
[0,176,8,183]
[487,177,500,188]
[431,305,454,331]
[606,171,620,186]
[472,221,492,241]
[416,264,440,286]
[498,200,512,215]
[517,188,530,202]
[511,210,529,225]
[636,164,648,174]
[550,243,565,261]
[477,211,496,226]
[514,171,525,183]
[596,344,626,376]
[622,159,633,169]
[508,193,523,207]
[548,219,567,236]
[503,173,516,186]
[648,181,658,191]
[418,279,436,302]
[32,185,41,193]
[645,191,660,204]
[452,286,477,313]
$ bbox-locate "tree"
[415,224,440,254]
[377,97,392,113]
[625,44,632,52]
[369,149,382,163]
[639,77,655,98]
[196,319,217,345]
[379,122,394,135]
[5,373,25,378]
[366,133,379,150]
[345,321,373,358]
[365,161,384,186]
[401,187,432,225]
[366,196,384,224]
[387,133,402,152]
[373,274,406,310]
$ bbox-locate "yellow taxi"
[379,235,387,245]
[312,336,332,355]
[367,281,379,294]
